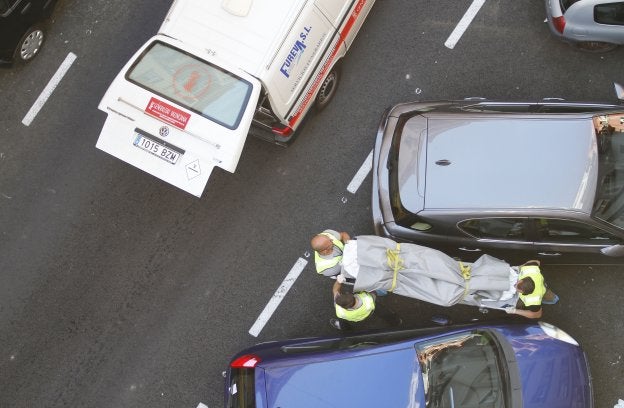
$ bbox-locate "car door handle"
[459,247,482,252]
[538,252,561,256]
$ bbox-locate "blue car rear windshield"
[126,41,253,130]
[592,112,624,230]
[416,331,507,408]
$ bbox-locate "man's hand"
[336,274,346,283]
[505,307,516,314]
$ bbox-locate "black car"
[0,0,58,64]
[372,93,624,265]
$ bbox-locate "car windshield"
[592,112,624,230]
[416,331,507,408]
[126,41,253,130]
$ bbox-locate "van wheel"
[574,41,617,53]
[15,26,45,63]
[315,66,341,111]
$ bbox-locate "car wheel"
[315,65,341,111]
[574,41,617,53]
[15,26,45,63]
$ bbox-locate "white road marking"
[248,257,308,337]
[22,52,77,126]
[444,0,486,49]
[347,150,373,194]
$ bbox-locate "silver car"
[545,0,624,52]
[372,87,624,265]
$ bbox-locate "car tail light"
[230,354,261,368]
[272,125,293,137]
[553,16,566,34]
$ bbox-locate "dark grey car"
[372,95,624,265]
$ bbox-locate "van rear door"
[96,35,261,197]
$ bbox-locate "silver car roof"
[398,113,598,213]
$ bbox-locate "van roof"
[160,0,308,77]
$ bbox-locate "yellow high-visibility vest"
[335,292,375,322]
[518,265,546,307]
[314,232,344,274]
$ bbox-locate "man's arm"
[506,306,543,319]
[339,231,351,242]
[332,280,342,299]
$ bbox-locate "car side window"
[0,0,18,15]
[535,218,621,244]
[458,218,526,240]
[594,3,624,25]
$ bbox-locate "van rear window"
[126,41,253,130]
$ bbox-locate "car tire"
[315,64,341,111]
[14,26,45,63]
[574,41,618,53]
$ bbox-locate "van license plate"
[133,134,181,165]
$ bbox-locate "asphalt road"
[1,0,623,407]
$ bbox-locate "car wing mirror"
[614,82,624,102]
[600,244,624,257]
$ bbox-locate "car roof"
[399,113,598,213]
[260,344,424,407]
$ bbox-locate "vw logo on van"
[159,126,170,138]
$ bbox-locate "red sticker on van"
[145,97,190,130]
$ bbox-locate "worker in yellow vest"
[330,275,401,330]
[311,230,351,277]
[505,260,559,319]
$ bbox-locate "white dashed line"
[22,52,77,126]
[246,151,372,336]
[347,149,373,194]
[444,0,486,49]
[248,257,308,337]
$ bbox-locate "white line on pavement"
[248,257,308,337]
[347,150,373,194]
[22,52,77,126]
[444,0,486,49]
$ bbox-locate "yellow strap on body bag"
[459,261,471,300]
[386,243,404,291]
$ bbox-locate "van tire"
[315,65,341,111]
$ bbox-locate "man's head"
[311,234,333,255]
[515,277,535,295]
[335,293,356,309]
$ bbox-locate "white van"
[96,0,375,197]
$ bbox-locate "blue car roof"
[260,345,425,407]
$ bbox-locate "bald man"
[310,230,351,276]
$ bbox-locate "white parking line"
[444,0,486,49]
[22,52,77,126]
[248,257,308,337]
[347,150,373,194]
[247,152,371,336]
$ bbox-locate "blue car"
[225,321,592,407]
